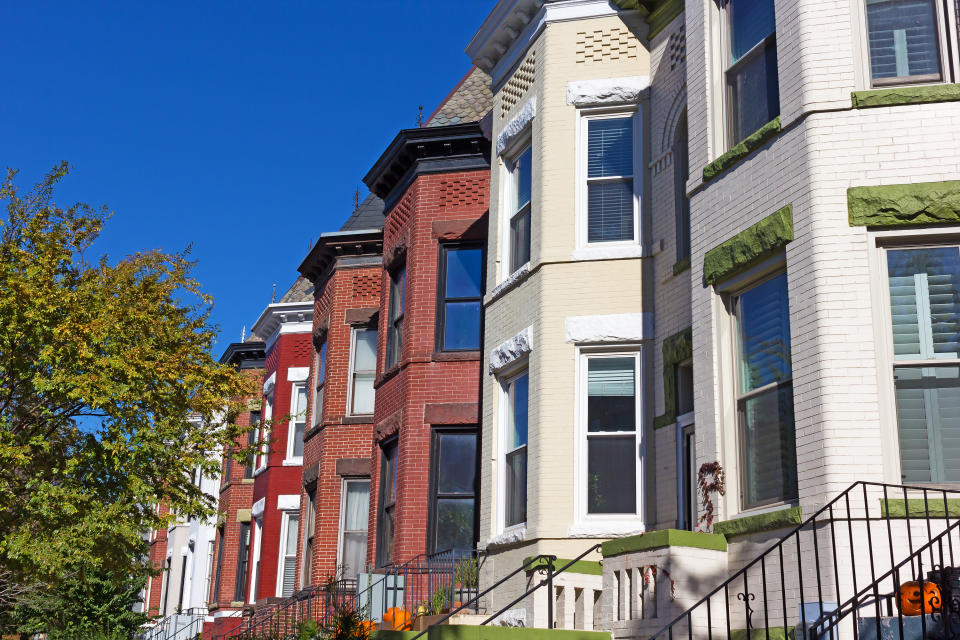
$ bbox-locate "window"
[287,383,307,461]
[504,372,528,528]
[386,268,405,369]
[886,246,960,482]
[235,522,251,602]
[676,362,695,530]
[161,557,172,614]
[245,410,260,479]
[582,113,639,245]
[429,429,477,553]
[866,0,946,85]
[377,440,398,567]
[583,353,641,515]
[314,341,327,426]
[349,327,377,415]
[734,271,797,509]
[437,245,484,351]
[724,0,780,144]
[177,554,188,611]
[674,111,691,262]
[339,479,370,580]
[248,518,262,604]
[257,395,273,471]
[277,512,299,597]
[506,145,532,274]
[212,526,224,603]
[205,538,215,606]
[301,490,316,588]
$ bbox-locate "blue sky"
[1,1,493,354]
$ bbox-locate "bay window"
[314,340,327,426]
[349,327,377,415]
[886,246,960,482]
[339,479,370,580]
[287,383,307,461]
[581,113,639,245]
[277,512,299,597]
[734,270,797,509]
[386,268,405,369]
[503,372,528,528]
[301,490,315,588]
[865,0,946,85]
[437,244,484,351]
[724,0,780,144]
[582,353,641,515]
[429,428,477,553]
[506,145,532,274]
[376,440,398,567]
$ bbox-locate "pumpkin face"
[897,580,942,616]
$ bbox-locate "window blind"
[588,358,635,396]
[888,248,960,360]
[588,119,633,178]
[587,182,634,243]
[281,514,299,597]
[895,367,960,482]
[737,273,792,392]
[867,0,940,80]
[587,118,634,243]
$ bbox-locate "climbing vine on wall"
[697,461,726,532]
[639,564,676,599]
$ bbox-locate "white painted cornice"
[251,300,314,353]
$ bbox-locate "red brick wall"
[369,169,489,567]
[145,502,170,615]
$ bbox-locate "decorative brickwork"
[500,51,536,118]
[575,27,639,64]
[439,178,486,207]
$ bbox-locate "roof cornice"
[251,301,314,353]
[218,341,266,369]
[297,229,383,285]
[363,122,491,211]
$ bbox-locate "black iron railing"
[645,482,960,640]
[137,606,207,640]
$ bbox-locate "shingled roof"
[425,67,492,128]
[277,276,313,303]
[339,193,385,231]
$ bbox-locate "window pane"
[737,272,792,393]
[342,531,367,579]
[741,383,798,507]
[284,515,299,555]
[510,374,529,448]
[729,41,780,143]
[354,329,378,371]
[437,432,477,494]
[895,365,960,483]
[677,363,694,415]
[887,247,960,360]
[318,342,327,384]
[730,0,777,62]
[446,248,484,298]
[588,357,636,432]
[675,112,691,261]
[436,498,475,551]
[292,421,305,457]
[867,0,941,80]
[444,301,482,351]
[588,181,634,243]
[588,118,633,178]
[345,481,370,531]
[352,372,375,414]
[510,208,531,272]
[587,435,636,514]
[515,147,532,211]
[505,448,527,527]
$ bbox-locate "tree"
[0,163,254,632]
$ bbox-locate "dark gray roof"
[277,276,314,303]
[340,193,385,230]
[425,67,493,128]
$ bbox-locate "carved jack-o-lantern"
[897,580,942,616]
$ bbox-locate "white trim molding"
[251,497,266,519]
[276,494,301,511]
[567,522,645,538]
[565,312,653,344]
[485,526,527,549]
[286,367,309,382]
[566,76,650,107]
[497,96,536,156]
[489,325,534,374]
[262,372,276,396]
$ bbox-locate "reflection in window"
[586,356,638,514]
[430,430,477,552]
[735,271,797,508]
[350,327,377,415]
[866,0,942,85]
[505,373,528,527]
[340,479,370,579]
[289,383,307,459]
[586,116,636,243]
[508,146,532,273]
[438,245,484,351]
[726,0,780,143]
[888,247,960,482]
[386,268,405,369]
[377,441,398,566]
[314,341,327,426]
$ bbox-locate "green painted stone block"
[847,180,960,227]
[653,327,692,429]
[851,84,960,109]
[601,528,727,557]
[703,205,793,286]
[522,556,603,576]
[647,0,683,39]
[672,256,691,277]
[880,498,960,518]
[703,117,781,182]
[713,506,802,538]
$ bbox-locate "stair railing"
[644,482,960,640]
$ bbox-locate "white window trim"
[675,412,695,530]
[575,107,643,253]
[314,344,326,427]
[285,382,306,464]
[275,510,299,597]
[257,392,273,472]
[868,228,960,484]
[500,135,533,285]
[346,327,375,417]
[574,346,645,529]
[248,517,263,604]
[301,490,315,589]
[336,477,370,579]
[496,363,530,535]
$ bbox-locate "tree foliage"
[0,163,254,631]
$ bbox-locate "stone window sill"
[851,83,960,109]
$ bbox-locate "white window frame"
[574,347,645,528]
[575,108,642,252]
[256,392,273,473]
[347,326,376,416]
[676,413,696,530]
[496,364,530,534]
[275,510,300,597]
[500,136,533,283]
[855,0,960,88]
[869,228,960,484]
[314,341,327,427]
[248,517,263,604]
[336,477,371,579]
[285,382,307,464]
[301,489,316,589]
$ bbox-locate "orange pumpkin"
[383,607,413,631]
[897,580,942,616]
